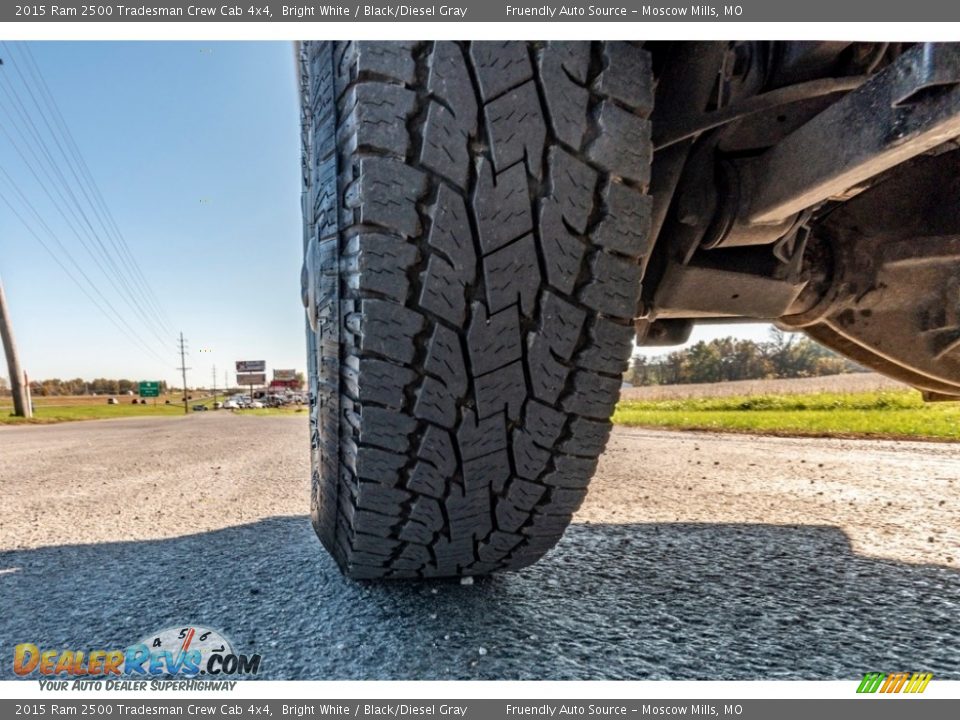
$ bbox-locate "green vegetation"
[0,394,306,424]
[0,402,186,424]
[613,390,960,441]
[20,377,171,396]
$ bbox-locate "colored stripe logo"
[857,672,933,694]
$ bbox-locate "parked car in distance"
[222,400,239,410]
[191,404,208,412]
[213,401,223,410]
[107,397,118,405]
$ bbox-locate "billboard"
[237,373,266,386]
[273,369,297,381]
[269,379,301,389]
[236,360,265,373]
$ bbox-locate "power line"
[17,42,175,337]
[0,127,174,361]
[0,172,172,368]
[0,42,173,340]
[0,187,173,369]
[0,71,173,349]
[21,44,175,336]
[0,44,175,349]
[0,94,174,354]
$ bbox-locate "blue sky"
[0,40,772,387]
[0,41,303,387]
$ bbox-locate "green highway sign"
[139,381,160,398]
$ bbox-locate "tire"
[301,41,653,579]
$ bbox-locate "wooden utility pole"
[0,276,31,418]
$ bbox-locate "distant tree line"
[19,378,170,396]
[1,373,307,396]
[625,330,863,386]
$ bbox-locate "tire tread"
[302,41,652,578]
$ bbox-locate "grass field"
[613,388,960,441]
[0,397,187,423]
[0,394,306,424]
[5,375,958,440]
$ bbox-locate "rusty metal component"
[744,42,960,226]
[640,40,960,403]
[654,75,867,151]
[893,43,960,106]
[768,42,855,86]
[922,391,960,402]
[779,151,960,397]
[634,318,694,346]
[693,42,960,253]
[654,261,808,320]
[649,42,729,250]
[783,236,960,396]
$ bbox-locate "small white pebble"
[431,588,438,594]
[460,576,474,586]
[429,613,437,620]
[478,647,488,656]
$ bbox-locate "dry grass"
[0,394,182,408]
[620,372,907,402]
[0,394,210,423]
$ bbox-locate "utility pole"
[176,332,190,415]
[0,276,31,418]
[212,364,217,407]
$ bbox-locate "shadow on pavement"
[1,517,957,680]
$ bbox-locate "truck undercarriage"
[640,41,960,400]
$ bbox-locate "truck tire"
[301,41,653,578]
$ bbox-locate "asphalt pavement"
[1,413,957,679]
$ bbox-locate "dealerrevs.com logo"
[14,626,261,689]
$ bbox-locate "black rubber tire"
[301,41,653,579]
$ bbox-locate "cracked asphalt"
[1,413,957,679]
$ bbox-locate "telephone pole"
[0,276,31,418]
[176,332,190,414]
[212,364,217,407]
